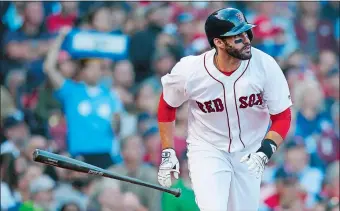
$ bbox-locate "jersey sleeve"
[161,59,191,108]
[263,57,292,115]
[54,79,78,103]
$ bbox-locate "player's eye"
[234,38,243,44]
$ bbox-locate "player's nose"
[241,32,251,44]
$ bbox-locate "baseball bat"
[33,149,181,197]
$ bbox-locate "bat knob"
[33,149,41,161]
[174,188,182,198]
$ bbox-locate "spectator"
[1,152,21,210]
[87,178,124,211]
[276,141,324,208]
[20,174,56,211]
[135,83,159,115]
[35,50,78,121]
[24,135,48,162]
[3,2,53,78]
[88,6,117,33]
[46,2,78,33]
[112,60,136,111]
[17,163,44,202]
[54,164,92,211]
[111,4,129,33]
[252,15,286,59]
[321,161,339,200]
[4,68,26,107]
[109,135,161,211]
[142,126,162,167]
[123,192,148,211]
[1,111,30,158]
[293,79,331,154]
[263,170,307,211]
[15,155,29,176]
[156,25,184,60]
[162,150,200,211]
[43,28,124,169]
[87,177,147,211]
[324,68,340,113]
[0,85,16,126]
[111,60,138,140]
[294,2,338,56]
[314,50,338,100]
[142,49,176,93]
[136,113,157,138]
[35,50,78,150]
[175,12,197,56]
[129,3,171,82]
[315,102,339,166]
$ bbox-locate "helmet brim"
[220,23,256,37]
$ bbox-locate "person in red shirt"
[264,170,307,211]
[46,2,78,33]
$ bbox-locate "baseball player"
[157,8,292,211]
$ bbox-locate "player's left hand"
[240,152,268,178]
[158,148,180,188]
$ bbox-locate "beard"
[225,42,252,60]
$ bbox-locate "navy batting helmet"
[205,8,256,47]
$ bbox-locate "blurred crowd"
[0,1,339,211]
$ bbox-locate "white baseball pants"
[187,139,262,211]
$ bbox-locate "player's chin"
[240,52,252,60]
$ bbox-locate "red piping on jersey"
[233,60,250,149]
[203,53,232,152]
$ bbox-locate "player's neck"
[214,51,241,73]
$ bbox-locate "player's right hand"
[158,148,180,187]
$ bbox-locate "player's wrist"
[161,148,176,157]
[256,139,277,160]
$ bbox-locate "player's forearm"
[158,121,175,149]
[43,30,68,89]
[257,107,291,159]
[44,33,65,71]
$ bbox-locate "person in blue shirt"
[43,27,123,169]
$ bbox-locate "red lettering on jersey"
[204,101,215,113]
[239,93,264,108]
[213,98,224,112]
[196,101,207,113]
[196,98,225,113]
[239,96,248,108]
[255,93,263,105]
[248,94,256,107]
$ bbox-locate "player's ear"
[213,38,225,49]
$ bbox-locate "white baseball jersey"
[161,47,292,153]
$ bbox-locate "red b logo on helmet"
[236,13,244,22]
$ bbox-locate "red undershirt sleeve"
[269,107,292,140]
[158,93,177,122]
